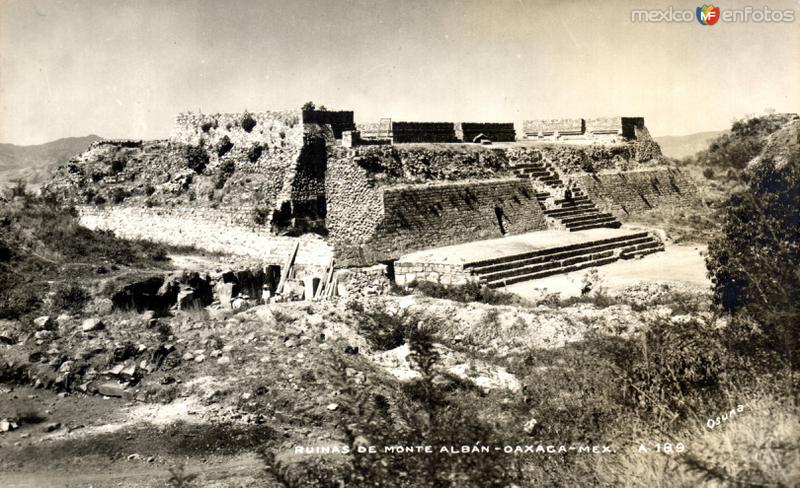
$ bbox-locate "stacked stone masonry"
[454,123,516,142]
[523,116,646,142]
[45,107,692,277]
[575,168,697,217]
[77,205,332,268]
[330,179,548,266]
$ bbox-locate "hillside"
[654,130,726,159]
[0,135,103,187]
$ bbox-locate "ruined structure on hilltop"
[523,116,651,142]
[44,107,695,284]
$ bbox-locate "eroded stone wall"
[77,205,332,267]
[454,123,516,142]
[391,122,458,143]
[575,168,697,217]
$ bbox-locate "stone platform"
[394,227,663,288]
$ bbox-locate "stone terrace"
[394,227,663,288]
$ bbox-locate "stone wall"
[172,111,304,157]
[77,205,332,267]
[506,143,661,176]
[327,161,548,266]
[301,110,355,139]
[586,117,623,134]
[575,167,697,217]
[391,122,458,143]
[523,119,584,136]
[454,123,516,142]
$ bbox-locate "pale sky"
[1,0,798,144]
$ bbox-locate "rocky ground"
[0,259,714,487]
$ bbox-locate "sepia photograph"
[0,0,798,486]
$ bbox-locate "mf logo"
[697,4,721,25]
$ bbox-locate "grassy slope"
[0,192,173,321]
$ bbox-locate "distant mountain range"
[0,135,103,187]
[654,130,727,159]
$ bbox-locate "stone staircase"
[544,188,621,231]
[465,231,664,288]
[512,161,564,187]
[513,160,621,231]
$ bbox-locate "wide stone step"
[544,205,598,218]
[568,219,622,231]
[517,169,551,176]
[484,256,620,288]
[464,232,652,269]
[471,236,655,277]
[620,241,664,258]
[561,212,616,225]
[554,196,591,205]
[546,203,597,214]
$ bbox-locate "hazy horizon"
[1,0,798,145]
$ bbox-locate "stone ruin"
[45,106,696,294]
[522,116,650,143]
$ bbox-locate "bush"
[241,112,257,133]
[200,119,217,133]
[410,280,520,306]
[247,143,264,163]
[110,157,126,174]
[706,143,800,366]
[184,145,208,174]
[7,179,27,198]
[111,188,128,204]
[214,160,235,189]
[614,317,732,420]
[51,282,90,314]
[144,184,156,196]
[252,205,270,225]
[216,136,233,158]
[702,167,715,179]
[353,303,413,351]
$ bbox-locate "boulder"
[33,316,52,330]
[34,330,53,340]
[97,382,127,398]
[55,314,72,327]
[81,318,104,332]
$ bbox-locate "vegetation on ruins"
[184,144,209,174]
[215,135,233,158]
[214,159,235,189]
[407,280,522,306]
[240,111,257,133]
[246,143,264,163]
[706,120,800,366]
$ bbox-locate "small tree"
[184,145,208,174]
[215,136,233,158]
[301,101,316,112]
[241,111,257,133]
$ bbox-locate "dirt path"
[0,454,270,488]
